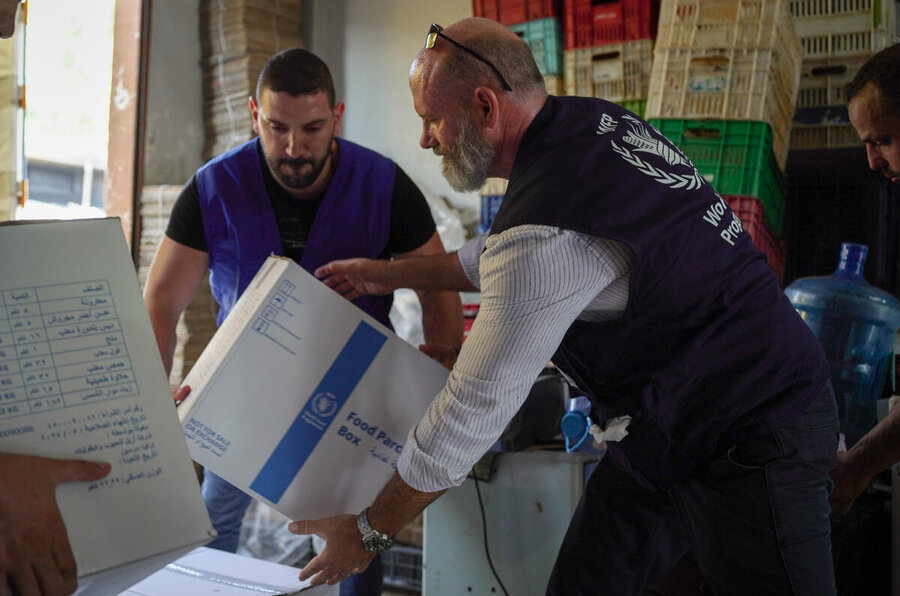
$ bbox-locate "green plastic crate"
[508,17,563,76]
[618,98,646,118]
[648,118,786,234]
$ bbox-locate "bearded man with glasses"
[296,17,840,595]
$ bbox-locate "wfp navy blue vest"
[195,137,395,328]
[491,96,828,488]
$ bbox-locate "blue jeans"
[547,388,840,595]
[201,470,383,595]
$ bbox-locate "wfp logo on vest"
[701,193,744,246]
[311,392,339,419]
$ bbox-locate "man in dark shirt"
[830,43,900,516]
[143,48,461,596]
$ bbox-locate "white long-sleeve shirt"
[397,225,634,492]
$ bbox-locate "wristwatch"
[356,507,394,552]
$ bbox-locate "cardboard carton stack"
[199,0,303,161]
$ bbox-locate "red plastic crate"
[462,303,480,340]
[593,2,624,45]
[565,0,660,48]
[565,0,595,48]
[724,195,786,284]
[623,0,659,40]
[473,0,562,26]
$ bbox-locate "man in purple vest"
[142,48,462,595]
[292,18,841,595]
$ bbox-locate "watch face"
[364,533,393,552]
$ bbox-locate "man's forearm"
[390,252,477,292]
[418,288,463,349]
[146,302,179,377]
[845,402,900,478]
[366,471,445,537]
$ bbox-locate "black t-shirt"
[166,141,437,263]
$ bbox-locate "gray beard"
[440,113,495,192]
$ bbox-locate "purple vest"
[195,137,395,328]
[491,97,828,488]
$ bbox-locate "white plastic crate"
[789,121,862,150]
[796,54,868,109]
[544,74,565,96]
[656,0,799,50]
[790,0,899,59]
[646,45,801,170]
[563,39,653,102]
[479,177,508,196]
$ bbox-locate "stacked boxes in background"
[563,0,659,116]
[788,0,898,151]
[199,0,303,161]
[473,0,566,94]
[509,18,566,94]
[646,0,803,283]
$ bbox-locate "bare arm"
[142,236,209,377]
[394,232,463,350]
[0,453,110,596]
[830,402,900,515]
[314,251,477,298]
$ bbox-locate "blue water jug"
[784,243,900,444]
[560,396,604,454]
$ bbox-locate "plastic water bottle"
[785,243,900,444]
[560,396,604,454]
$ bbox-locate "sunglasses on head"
[424,23,512,92]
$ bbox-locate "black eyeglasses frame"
[424,23,513,92]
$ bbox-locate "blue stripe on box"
[250,321,387,503]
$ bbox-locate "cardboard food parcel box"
[178,255,450,520]
[0,219,214,596]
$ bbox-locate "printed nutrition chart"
[0,279,137,419]
[0,219,213,588]
[0,278,162,488]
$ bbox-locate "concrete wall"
[302,0,478,213]
[143,0,204,186]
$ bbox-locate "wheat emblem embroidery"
[605,114,705,190]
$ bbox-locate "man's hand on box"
[171,384,190,406]
[290,515,374,587]
[314,259,395,300]
[418,343,458,370]
[0,453,111,596]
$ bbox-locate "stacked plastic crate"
[788,0,898,151]
[562,0,659,117]
[473,0,566,95]
[645,0,805,283]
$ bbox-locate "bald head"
[411,17,545,102]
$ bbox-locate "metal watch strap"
[357,507,393,552]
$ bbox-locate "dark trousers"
[547,392,839,596]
